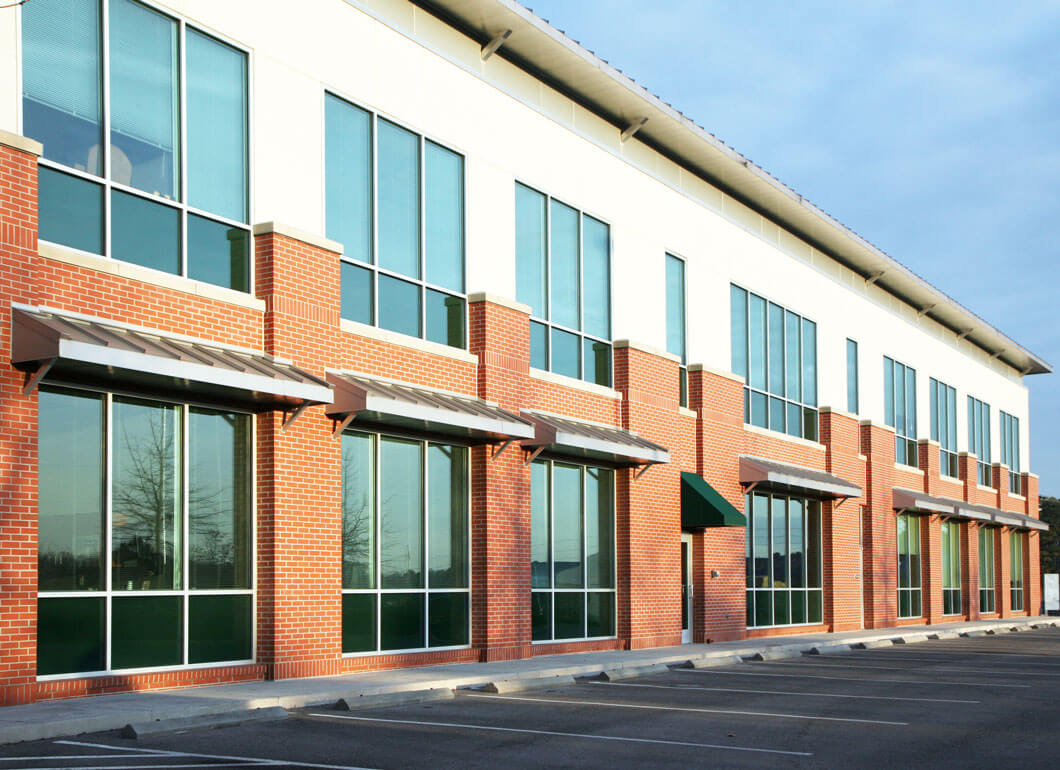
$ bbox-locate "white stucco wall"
[0,0,1033,467]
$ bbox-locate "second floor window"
[23,0,250,292]
[884,357,917,466]
[846,339,859,414]
[666,254,687,407]
[1001,411,1022,494]
[326,94,466,348]
[968,396,991,486]
[516,184,612,386]
[930,378,958,477]
[731,285,818,441]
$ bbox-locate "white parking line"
[881,648,1060,661]
[305,713,812,757]
[676,668,1031,688]
[462,693,909,725]
[54,740,375,770]
[849,651,1060,667]
[0,758,142,763]
[587,680,979,703]
[763,659,1060,677]
[15,765,266,769]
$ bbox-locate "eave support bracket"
[491,438,514,461]
[620,117,648,143]
[481,29,512,61]
[330,412,356,438]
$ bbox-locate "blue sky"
[524,0,1060,495]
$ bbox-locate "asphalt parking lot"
[3,626,1059,769]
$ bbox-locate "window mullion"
[102,0,113,260]
[104,391,114,670]
[419,136,426,338]
[422,441,429,648]
[178,17,188,277]
[182,404,190,664]
[374,434,381,652]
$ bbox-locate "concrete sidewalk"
[3,615,1057,745]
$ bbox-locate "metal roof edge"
[406,0,1051,376]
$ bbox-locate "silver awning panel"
[11,305,332,410]
[893,487,1047,531]
[520,411,669,467]
[740,456,862,500]
[326,372,534,443]
[893,488,961,516]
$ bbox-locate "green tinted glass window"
[189,594,252,664]
[37,597,105,676]
[428,592,469,648]
[38,168,104,254]
[341,262,374,325]
[111,595,182,670]
[111,190,180,275]
[342,432,375,590]
[187,215,249,293]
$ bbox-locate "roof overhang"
[11,305,332,412]
[408,0,1051,376]
[326,372,534,443]
[893,488,1047,531]
[740,456,862,501]
[681,472,745,528]
[519,411,670,468]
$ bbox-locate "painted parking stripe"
[12,764,268,769]
[305,713,812,757]
[880,648,1060,660]
[760,659,1060,677]
[54,740,375,770]
[462,693,909,725]
[863,652,1060,668]
[676,668,1031,688]
[587,680,979,704]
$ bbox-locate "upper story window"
[731,285,818,441]
[1000,411,1021,494]
[930,378,958,477]
[516,184,612,386]
[665,254,687,407]
[884,356,917,466]
[968,396,991,486]
[846,339,859,414]
[22,0,250,292]
[326,94,466,349]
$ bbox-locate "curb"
[477,675,577,694]
[336,688,454,710]
[122,707,288,739]
[594,664,670,682]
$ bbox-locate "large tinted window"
[37,389,253,676]
[327,95,466,348]
[341,432,469,653]
[516,184,612,386]
[23,0,250,291]
[746,493,822,628]
[731,285,818,440]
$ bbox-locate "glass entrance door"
[681,533,693,643]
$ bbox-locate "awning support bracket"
[523,444,546,465]
[23,357,57,396]
[833,495,853,509]
[620,117,648,143]
[282,401,310,431]
[634,461,658,480]
[742,481,759,495]
[491,438,514,461]
[331,412,357,438]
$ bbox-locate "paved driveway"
[3,627,1058,768]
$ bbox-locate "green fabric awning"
[681,471,745,529]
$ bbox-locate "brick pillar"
[820,409,865,631]
[918,439,940,496]
[468,294,532,661]
[860,421,897,629]
[1026,474,1042,615]
[254,224,343,679]
[0,133,43,706]
[958,451,977,502]
[613,341,683,649]
[689,365,746,642]
[922,514,944,624]
[962,521,978,620]
[993,463,1009,509]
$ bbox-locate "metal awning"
[740,456,862,501]
[893,488,961,516]
[325,372,534,443]
[519,411,670,468]
[681,472,745,529]
[11,305,332,413]
[957,502,1049,532]
[893,488,1048,531]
